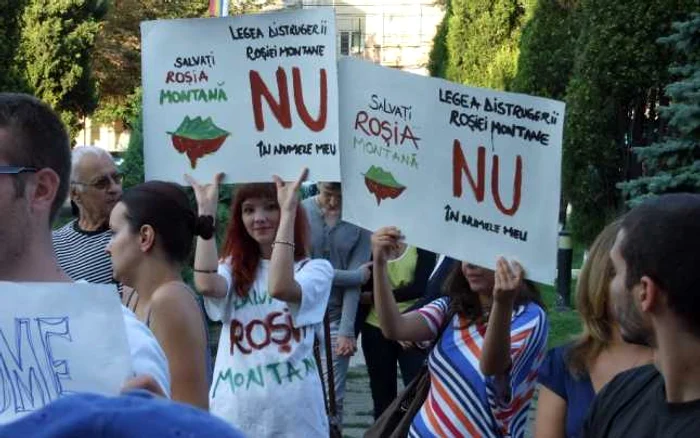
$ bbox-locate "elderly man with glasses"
[52,146,123,293]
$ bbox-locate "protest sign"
[339,58,565,284]
[0,283,131,424]
[141,8,339,183]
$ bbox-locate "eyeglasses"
[0,166,38,175]
[72,172,123,190]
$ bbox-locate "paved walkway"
[341,335,537,438]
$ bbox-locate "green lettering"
[285,362,303,383]
[266,362,283,385]
[246,365,265,389]
[212,368,235,398]
[303,357,317,375]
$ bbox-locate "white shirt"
[205,259,333,437]
[74,279,170,396]
[120,305,171,397]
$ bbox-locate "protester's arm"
[150,284,209,410]
[186,173,228,298]
[480,258,524,376]
[333,230,372,287]
[371,227,434,342]
[268,169,308,303]
[393,248,436,302]
[336,230,372,347]
[534,386,567,438]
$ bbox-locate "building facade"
[286,0,445,75]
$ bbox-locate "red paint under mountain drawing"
[363,165,406,205]
[167,116,230,168]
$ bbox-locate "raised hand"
[272,167,308,214]
[371,226,403,264]
[493,257,524,304]
[184,172,224,215]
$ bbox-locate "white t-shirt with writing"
[204,258,333,437]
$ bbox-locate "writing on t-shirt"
[211,356,318,398]
[229,307,308,355]
[233,289,273,310]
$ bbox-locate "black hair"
[0,93,71,222]
[120,181,215,265]
[620,193,700,337]
[443,263,545,325]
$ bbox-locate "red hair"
[220,183,309,297]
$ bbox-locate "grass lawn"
[539,283,582,349]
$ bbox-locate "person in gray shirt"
[302,182,371,430]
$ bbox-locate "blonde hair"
[567,219,620,376]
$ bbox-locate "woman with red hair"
[189,169,333,437]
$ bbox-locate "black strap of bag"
[365,308,456,438]
[313,312,342,437]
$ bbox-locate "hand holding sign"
[493,257,524,305]
[273,167,308,214]
[185,172,224,216]
[371,226,403,264]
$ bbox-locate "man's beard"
[616,299,654,347]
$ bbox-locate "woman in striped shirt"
[371,226,548,437]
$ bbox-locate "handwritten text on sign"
[339,59,565,284]
[142,8,339,183]
[0,283,131,424]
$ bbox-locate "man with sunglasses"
[0,92,169,398]
[52,145,123,293]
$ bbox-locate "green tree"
[93,0,279,125]
[427,0,452,78]
[444,0,537,90]
[510,0,580,100]
[92,0,210,126]
[562,0,695,244]
[620,13,700,205]
[0,0,26,91]
[14,0,108,136]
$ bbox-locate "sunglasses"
[72,172,123,191]
[0,166,38,175]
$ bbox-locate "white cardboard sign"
[141,8,339,183]
[339,58,565,284]
[0,283,131,424]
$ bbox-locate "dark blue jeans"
[361,322,427,420]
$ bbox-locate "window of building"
[339,30,362,56]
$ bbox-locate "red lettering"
[401,125,420,149]
[292,67,327,132]
[288,312,302,343]
[492,154,522,216]
[165,71,175,83]
[354,111,370,135]
[229,310,303,356]
[246,319,271,350]
[369,118,381,136]
[453,140,485,202]
[268,311,292,347]
[250,68,292,131]
[230,320,250,355]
